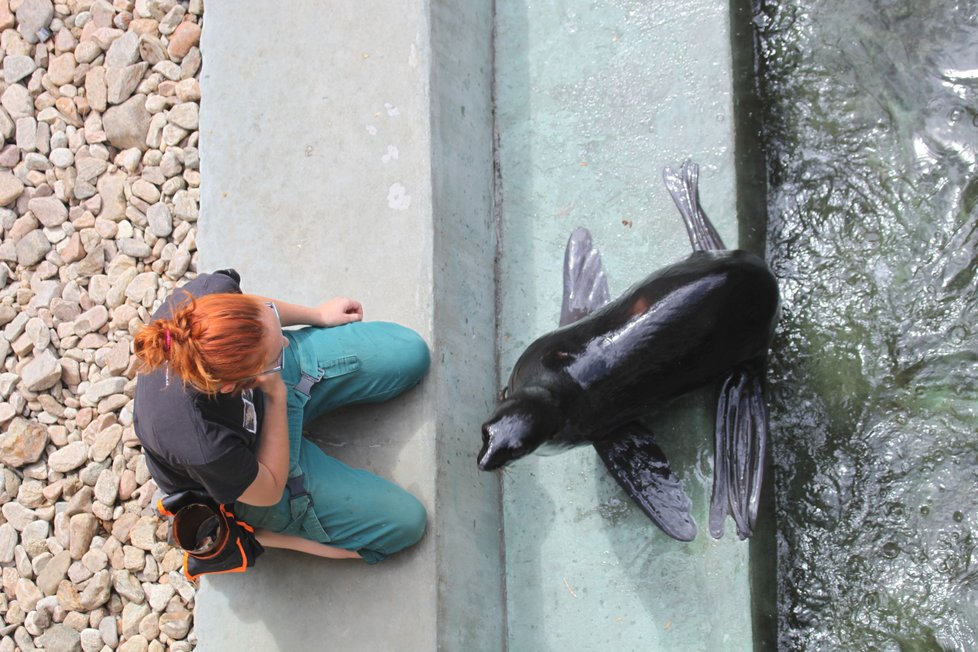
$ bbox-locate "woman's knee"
[373,323,430,387]
[400,329,430,385]
[389,492,427,551]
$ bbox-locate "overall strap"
[284,368,326,537]
[287,371,320,478]
[278,329,337,540]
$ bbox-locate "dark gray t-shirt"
[133,270,264,504]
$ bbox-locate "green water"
[754,1,978,649]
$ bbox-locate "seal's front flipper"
[594,423,698,541]
[709,363,768,540]
[560,227,611,326]
[662,160,726,252]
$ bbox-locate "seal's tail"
[710,362,768,540]
[663,160,726,252]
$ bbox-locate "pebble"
[36,623,81,652]
[107,62,150,105]
[0,172,26,206]
[139,611,160,640]
[0,523,17,563]
[74,305,110,336]
[94,469,119,504]
[1,84,34,119]
[139,33,167,64]
[79,569,111,610]
[80,628,103,652]
[142,582,173,611]
[112,570,145,603]
[102,94,151,150]
[99,615,118,647]
[37,550,72,596]
[166,21,200,60]
[16,0,55,44]
[83,376,125,403]
[16,578,44,611]
[2,501,37,530]
[106,30,142,67]
[128,517,157,551]
[29,196,69,227]
[167,102,198,130]
[50,147,74,168]
[82,547,109,574]
[131,179,160,204]
[22,348,62,391]
[119,634,149,652]
[49,441,90,473]
[159,608,192,639]
[22,519,50,554]
[0,0,11,29]
[47,53,77,87]
[4,55,37,84]
[0,417,49,467]
[97,172,127,221]
[91,424,124,462]
[16,229,53,267]
[69,513,98,559]
[85,65,108,113]
[75,40,103,64]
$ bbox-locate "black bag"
[157,490,264,581]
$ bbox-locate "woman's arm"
[236,374,289,506]
[255,529,362,560]
[254,295,364,328]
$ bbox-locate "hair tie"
[164,329,172,353]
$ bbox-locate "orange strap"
[183,538,250,582]
[157,498,174,518]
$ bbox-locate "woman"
[133,269,429,563]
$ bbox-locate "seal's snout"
[477,423,498,471]
[478,420,516,471]
[478,396,556,471]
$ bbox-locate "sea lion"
[478,160,779,541]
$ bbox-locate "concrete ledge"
[429,3,504,650]
[195,2,500,650]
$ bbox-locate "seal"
[478,160,780,541]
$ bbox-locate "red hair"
[134,293,269,394]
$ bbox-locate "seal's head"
[478,388,560,471]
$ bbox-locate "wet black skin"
[478,249,779,470]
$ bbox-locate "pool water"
[755,0,978,649]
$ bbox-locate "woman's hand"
[253,371,286,400]
[315,297,363,327]
[252,295,364,329]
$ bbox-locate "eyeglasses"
[233,302,284,383]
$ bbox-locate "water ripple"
[756,0,978,648]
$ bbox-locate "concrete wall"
[429,2,505,650]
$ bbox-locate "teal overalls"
[233,321,429,564]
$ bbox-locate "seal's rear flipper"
[594,423,698,541]
[662,160,726,252]
[709,363,768,540]
[560,227,611,326]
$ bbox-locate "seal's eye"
[499,386,509,401]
